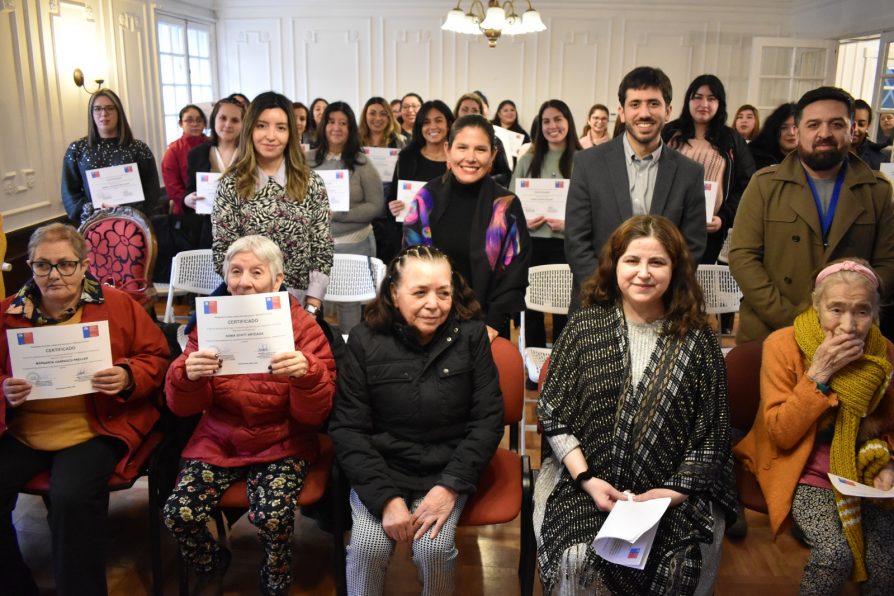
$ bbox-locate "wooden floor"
[11,308,859,594]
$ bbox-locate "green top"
[510,148,568,239]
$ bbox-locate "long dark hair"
[86,89,133,147]
[307,97,328,133]
[405,100,455,154]
[364,245,482,331]
[313,101,364,171]
[582,215,707,337]
[665,74,729,148]
[491,99,528,137]
[525,100,581,179]
[749,102,797,158]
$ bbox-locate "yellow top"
[8,309,100,451]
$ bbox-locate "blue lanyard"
[804,160,847,246]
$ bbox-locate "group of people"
[1,61,892,596]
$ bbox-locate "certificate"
[86,163,145,208]
[395,179,426,222]
[828,473,894,498]
[591,496,671,570]
[6,321,113,400]
[194,172,222,215]
[881,163,894,183]
[494,125,525,163]
[704,180,719,223]
[317,169,350,212]
[196,291,295,376]
[515,178,569,219]
[362,146,400,181]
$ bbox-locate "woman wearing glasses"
[162,104,208,214]
[61,90,160,224]
[0,223,169,594]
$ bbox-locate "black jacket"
[329,318,504,518]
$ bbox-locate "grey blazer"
[564,135,707,309]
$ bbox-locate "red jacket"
[162,133,207,214]
[0,287,171,481]
[166,295,336,467]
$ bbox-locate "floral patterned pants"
[163,457,308,594]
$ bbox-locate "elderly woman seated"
[735,258,894,594]
[535,215,735,596]
[0,222,169,595]
[163,235,336,596]
[329,244,504,596]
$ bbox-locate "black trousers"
[525,237,568,347]
[0,433,123,596]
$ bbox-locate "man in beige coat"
[730,86,894,343]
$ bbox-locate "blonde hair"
[232,91,309,202]
[359,96,404,147]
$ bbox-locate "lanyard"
[804,160,847,246]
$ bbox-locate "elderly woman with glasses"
[0,223,169,595]
[61,89,160,225]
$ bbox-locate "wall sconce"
[73,68,105,94]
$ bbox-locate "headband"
[815,261,879,290]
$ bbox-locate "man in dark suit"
[564,66,707,309]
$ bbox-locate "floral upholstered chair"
[79,206,158,309]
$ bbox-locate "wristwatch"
[304,303,320,317]
[574,468,595,491]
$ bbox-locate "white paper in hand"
[828,473,894,498]
[591,497,671,569]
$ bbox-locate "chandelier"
[441,0,547,48]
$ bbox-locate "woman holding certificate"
[311,101,385,334]
[535,215,735,596]
[162,103,208,214]
[61,89,160,224]
[164,235,336,595]
[212,91,333,316]
[403,115,531,340]
[510,99,581,348]
[0,223,169,595]
[380,100,454,267]
[492,99,531,144]
[183,97,245,249]
[330,244,503,596]
[734,259,894,594]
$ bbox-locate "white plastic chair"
[518,265,573,453]
[326,254,386,303]
[696,264,742,316]
[163,249,223,324]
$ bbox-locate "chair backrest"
[696,264,742,315]
[525,264,573,315]
[491,336,524,426]
[163,249,223,323]
[79,206,157,304]
[725,339,764,432]
[326,253,386,303]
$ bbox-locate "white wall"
[214,0,792,135]
[0,0,164,232]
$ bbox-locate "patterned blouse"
[211,169,334,297]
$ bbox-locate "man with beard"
[565,66,707,310]
[729,86,894,343]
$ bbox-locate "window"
[157,17,215,145]
[747,37,837,118]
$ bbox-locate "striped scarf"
[794,307,892,582]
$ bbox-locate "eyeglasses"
[182,118,204,125]
[29,260,82,277]
[92,106,117,115]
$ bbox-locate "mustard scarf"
[794,307,892,582]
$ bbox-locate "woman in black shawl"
[535,215,736,595]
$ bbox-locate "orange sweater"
[733,326,894,536]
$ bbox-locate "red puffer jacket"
[166,295,336,466]
[0,286,170,482]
